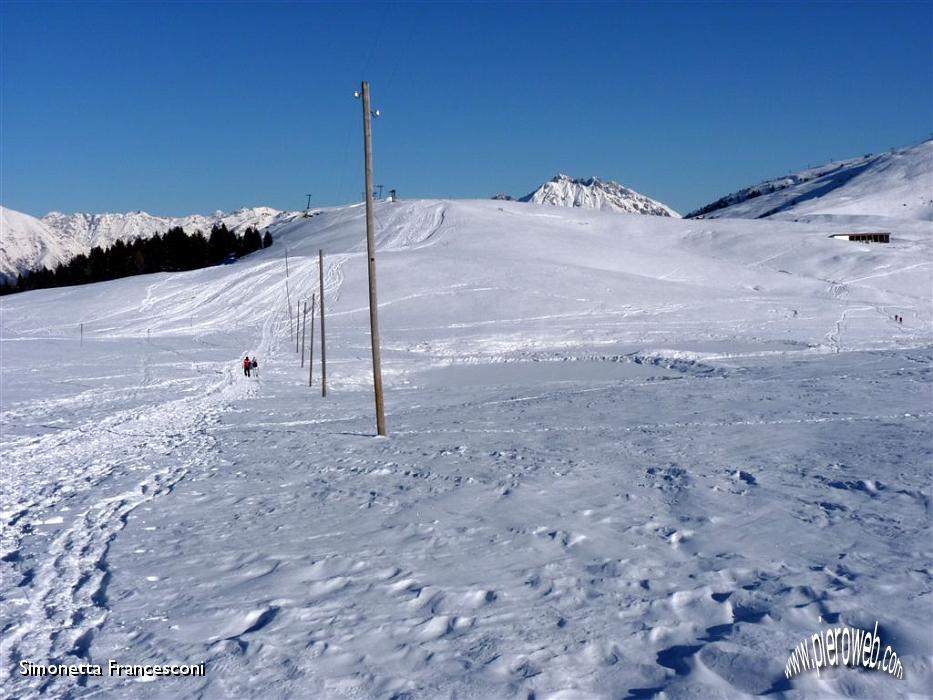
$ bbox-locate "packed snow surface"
[1,199,931,699]
[688,139,933,221]
[0,206,303,280]
[521,175,680,217]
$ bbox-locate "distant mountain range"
[3,139,930,282]
[0,207,302,281]
[517,174,680,217]
[687,139,933,220]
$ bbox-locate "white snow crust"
[1,199,931,699]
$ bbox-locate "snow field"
[1,199,930,698]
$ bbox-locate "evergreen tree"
[53,261,69,286]
[222,224,237,258]
[208,225,228,264]
[131,249,146,275]
[110,240,127,278]
[163,226,189,271]
[71,254,91,284]
[188,231,209,269]
[4,220,277,295]
[241,226,262,256]
[88,246,107,281]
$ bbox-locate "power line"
[384,6,419,95]
[360,2,392,80]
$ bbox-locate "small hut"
[829,232,890,244]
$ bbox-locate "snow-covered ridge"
[0,205,302,280]
[520,174,680,217]
[0,207,80,282]
[41,206,300,249]
[687,138,933,221]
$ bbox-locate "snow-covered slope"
[520,174,680,217]
[0,206,85,281]
[1,200,930,699]
[688,139,933,220]
[0,206,302,280]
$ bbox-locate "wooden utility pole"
[285,249,293,340]
[80,323,83,346]
[300,300,308,367]
[319,249,327,397]
[308,293,316,387]
[296,301,300,353]
[361,81,387,435]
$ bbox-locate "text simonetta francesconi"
[19,660,206,678]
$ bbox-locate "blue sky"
[2,1,931,217]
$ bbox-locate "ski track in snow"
[0,370,236,696]
[0,199,931,699]
[0,257,287,697]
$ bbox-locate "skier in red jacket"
[243,356,252,377]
